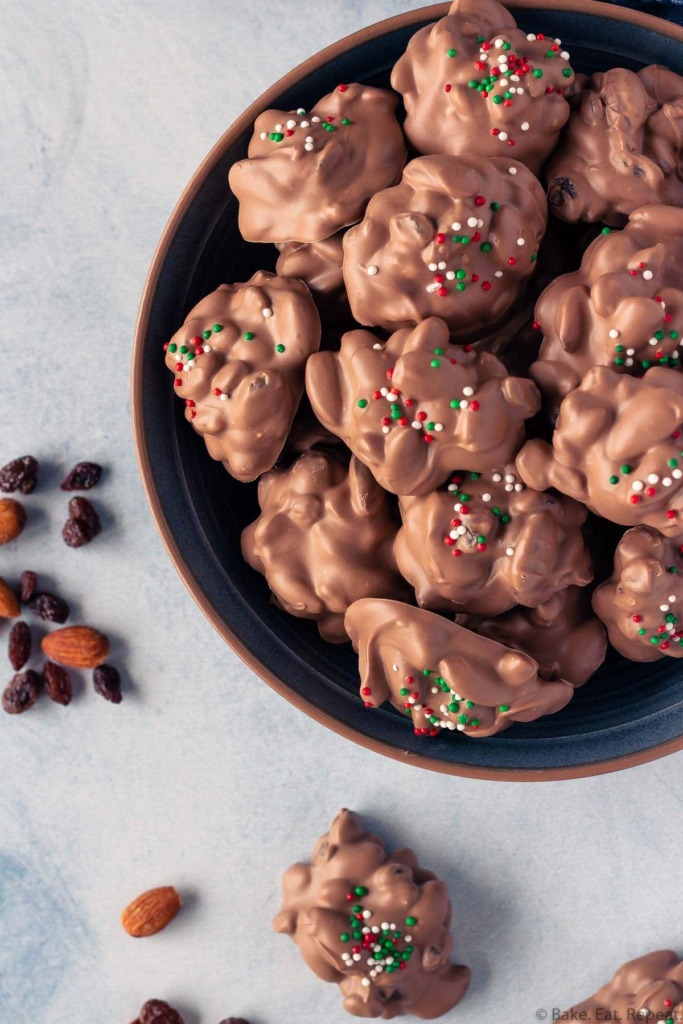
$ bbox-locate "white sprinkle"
[463,386,474,396]
[494,270,503,278]
[527,32,537,40]
[498,131,508,142]
[433,422,444,432]
[304,143,314,152]
[413,704,422,712]
[392,663,399,671]
[412,421,422,430]
[660,604,670,612]
[286,119,297,129]
[670,595,677,603]
[674,469,682,479]
[482,493,491,502]
[505,483,514,492]
[517,237,525,246]
[450,530,459,540]
[514,483,524,491]
[643,270,653,280]
[663,477,673,487]
[648,336,658,347]
[632,480,644,492]
[438,260,447,270]
[372,926,380,934]
[460,399,469,410]
[220,393,228,402]
[457,525,467,537]
[362,979,371,988]
[203,345,212,353]
[517,87,525,94]
[305,135,313,143]
[382,426,390,434]
[260,131,267,140]
[511,74,521,82]
[477,218,484,227]
[492,472,502,482]
[362,927,370,934]
[647,474,660,484]
[446,271,456,280]
[626,347,634,355]
[353,954,361,962]
[296,107,305,114]
[451,221,461,231]
[509,167,517,175]
[457,723,466,731]
[509,86,516,95]
[520,121,530,131]
[300,119,310,128]
[275,123,283,132]
[494,37,504,46]
[380,387,388,396]
[499,78,509,87]
[625,358,634,367]
[372,343,383,350]
[674,351,680,359]
[467,216,478,228]
[311,115,320,123]
[426,283,439,293]
[367,264,378,276]
[431,686,439,694]
[506,547,514,556]
[428,262,438,271]
[505,473,515,482]
[183,364,191,372]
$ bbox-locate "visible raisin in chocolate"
[8,621,31,671]
[30,592,70,624]
[60,461,102,491]
[2,670,41,714]
[547,176,578,207]
[43,661,72,705]
[0,456,38,495]
[93,664,122,703]
[135,999,185,1024]
[62,496,101,547]
[19,570,37,603]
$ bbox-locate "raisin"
[62,496,101,547]
[2,670,41,714]
[0,456,38,494]
[19,570,37,603]
[43,661,72,706]
[8,621,31,670]
[30,592,70,624]
[135,999,185,1024]
[218,1019,251,1023]
[61,461,102,491]
[93,663,122,703]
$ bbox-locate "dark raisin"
[8,621,31,670]
[63,496,101,547]
[547,176,578,207]
[30,592,70,624]
[93,663,122,703]
[136,999,185,1024]
[2,670,41,714]
[0,456,38,494]
[43,661,72,706]
[218,1019,251,1023]
[60,461,102,491]
[19,570,37,603]
[62,518,91,548]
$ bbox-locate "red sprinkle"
[437,286,448,297]
[491,128,500,136]
[285,129,294,137]
[470,400,480,411]
[424,435,433,444]
[386,368,394,379]
[444,536,455,546]
[532,320,541,330]
[645,486,656,497]
[174,379,182,387]
[381,417,391,427]
[507,257,517,266]
[667,509,677,519]
[213,387,222,396]
[417,412,427,421]
[362,687,372,696]
[629,495,641,504]
[435,232,446,244]
[471,274,479,283]
[482,281,492,291]
[435,273,445,284]
[444,83,452,92]
[452,549,462,557]
[163,342,169,351]
[338,83,348,91]
[475,195,486,206]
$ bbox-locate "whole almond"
[0,498,26,545]
[0,577,20,618]
[121,886,181,938]
[41,626,109,668]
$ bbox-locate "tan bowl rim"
[132,0,683,782]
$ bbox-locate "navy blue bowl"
[133,1,683,779]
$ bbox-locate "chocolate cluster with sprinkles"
[228,83,406,244]
[273,809,471,1019]
[305,317,540,496]
[392,0,574,174]
[531,205,683,416]
[564,949,683,1024]
[345,599,574,737]
[395,466,593,615]
[163,271,320,481]
[593,526,683,662]
[342,153,547,340]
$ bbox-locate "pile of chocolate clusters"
[163,0,683,739]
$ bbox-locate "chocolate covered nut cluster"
[342,154,547,338]
[392,0,574,174]
[592,526,683,661]
[228,84,406,244]
[564,950,683,1023]
[344,599,573,737]
[395,467,593,615]
[241,450,410,643]
[276,232,349,322]
[164,271,320,482]
[273,809,471,1019]
[306,317,540,496]
[547,65,683,225]
[531,205,683,413]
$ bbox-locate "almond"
[0,498,26,545]
[121,886,182,938]
[0,577,20,618]
[41,626,109,668]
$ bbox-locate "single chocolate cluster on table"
[531,205,683,413]
[392,0,574,174]
[564,949,683,1023]
[517,366,683,537]
[473,586,607,688]
[547,65,683,226]
[228,84,406,244]
[164,271,320,482]
[241,450,411,643]
[592,526,683,661]
[342,154,547,338]
[344,599,573,737]
[395,466,593,615]
[273,809,471,1019]
[306,317,540,496]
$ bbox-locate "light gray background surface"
[1,1,681,1022]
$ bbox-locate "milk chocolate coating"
[531,205,683,414]
[592,526,683,661]
[565,949,683,1023]
[516,365,683,538]
[228,84,407,244]
[474,586,607,687]
[306,317,540,496]
[164,271,321,482]
[273,809,471,1019]
[241,450,410,643]
[391,0,574,174]
[276,233,349,321]
[342,154,547,339]
[344,599,573,737]
[395,466,592,615]
[547,65,683,226]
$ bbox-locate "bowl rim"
[132,0,683,782]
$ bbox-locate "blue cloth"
[607,0,683,25]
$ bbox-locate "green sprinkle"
[562,67,573,77]
[357,398,368,408]
[423,669,432,676]
[427,421,435,431]
[532,68,543,78]
[430,359,440,368]
[476,536,486,544]
[668,566,678,574]
[434,347,445,356]
[601,226,611,234]
[490,202,501,211]
[651,636,660,644]
[466,700,475,708]
[468,79,478,88]
[456,269,466,280]
[502,41,511,50]
[168,343,177,353]
[212,323,223,333]
[500,514,511,525]
[614,358,625,366]
[354,886,368,896]
[269,132,284,142]
[666,614,677,623]
[656,330,665,340]
[642,360,651,369]
[620,464,632,475]
[456,282,466,291]
[405,916,417,926]
[341,117,351,125]
[275,343,285,353]
[244,331,254,340]
[609,475,619,485]
[670,331,679,340]
[457,714,468,724]
[179,345,188,354]
[492,506,501,516]
[447,47,457,57]
[450,399,461,409]
[202,329,212,340]
[470,718,480,727]
[452,235,462,243]
[499,704,510,712]
[448,702,460,713]
[187,351,194,360]
[492,95,503,104]
[353,904,363,913]
[530,253,537,262]
[400,687,409,696]
[669,458,678,468]
[340,932,350,942]
[615,345,624,353]
[638,628,646,635]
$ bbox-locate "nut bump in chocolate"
[164,271,321,482]
[228,84,407,244]
[342,154,547,339]
[344,599,573,737]
[306,317,540,496]
[273,808,471,1019]
[564,949,683,1023]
